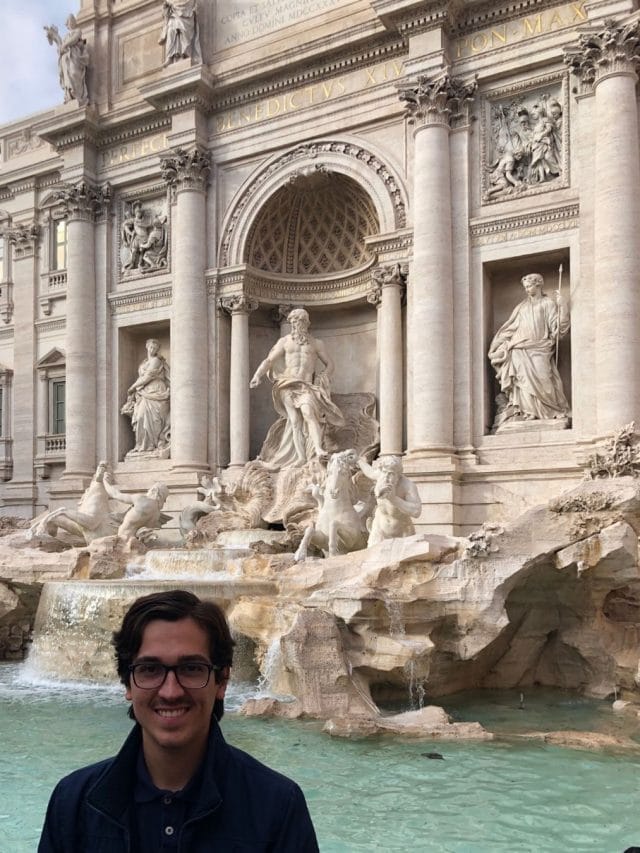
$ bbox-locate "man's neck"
[142,736,207,792]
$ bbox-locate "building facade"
[0,0,638,533]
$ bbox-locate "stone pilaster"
[6,223,38,495]
[565,20,640,434]
[161,147,210,471]
[219,295,258,467]
[370,264,405,455]
[399,72,476,456]
[54,181,109,479]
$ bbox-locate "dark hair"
[112,589,235,721]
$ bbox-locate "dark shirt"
[133,751,195,852]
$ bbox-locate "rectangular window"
[53,220,67,271]
[52,380,65,434]
[0,387,3,438]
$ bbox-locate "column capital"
[161,146,210,192]
[7,222,39,259]
[564,17,640,90]
[369,262,406,306]
[398,69,477,128]
[53,180,111,222]
[218,294,259,315]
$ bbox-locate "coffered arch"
[219,137,408,270]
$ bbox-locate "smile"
[155,708,189,718]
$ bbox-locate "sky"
[0,0,80,126]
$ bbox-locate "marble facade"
[0,0,638,534]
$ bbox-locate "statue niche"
[488,269,571,433]
[121,338,171,458]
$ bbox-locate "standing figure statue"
[159,0,202,66]
[488,272,570,430]
[121,339,170,456]
[250,308,345,468]
[358,456,422,547]
[44,15,89,106]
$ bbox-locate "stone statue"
[121,339,171,457]
[250,308,345,468]
[121,202,167,274]
[529,101,561,184]
[294,449,369,561]
[488,272,570,430]
[103,476,170,543]
[159,0,202,66]
[179,474,224,537]
[26,461,118,546]
[44,15,89,107]
[358,456,422,546]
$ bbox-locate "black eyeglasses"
[129,661,221,690]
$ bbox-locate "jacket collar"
[87,717,228,824]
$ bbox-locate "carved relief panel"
[118,187,169,281]
[481,74,569,204]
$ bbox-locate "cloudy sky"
[0,0,79,126]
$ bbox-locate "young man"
[39,590,319,852]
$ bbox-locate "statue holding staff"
[488,270,570,430]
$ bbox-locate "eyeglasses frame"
[128,661,222,690]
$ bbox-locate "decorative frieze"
[108,285,172,316]
[160,147,210,193]
[119,197,169,279]
[398,71,477,128]
[564,18,640,90]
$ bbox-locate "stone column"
[369,264,404,455]
[55,182,109,479]
[219,295,258,467]
[566,21,640,434]
[161,148,210,472]
[399,73,476,456]
[6,224,38,491]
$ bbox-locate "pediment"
[36,348,66,369]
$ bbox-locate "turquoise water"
[2,664,640,852]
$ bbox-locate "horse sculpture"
[294,449,369,561]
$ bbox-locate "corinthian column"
[7,223,39,489]
[369,264,404,455]
[399,73,476,455]
[161,148,210,471]
[219,295,258,467]
[56,182,109,479]
[566,21,640,434]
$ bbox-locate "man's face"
[125,618,226,760]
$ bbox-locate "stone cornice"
[210,259,378,306]
[213,36,407,113]
[160,147,210,192]
[108,284,172,316]
[35,107,100,153]
[139,65,216,115]
[370,0,456,36]
[470,202,579,245]
[96,116,172,149]
[399,70,477,127]
[564,16,640,90]
[53,181,112,222]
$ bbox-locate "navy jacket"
[38,719,319,852]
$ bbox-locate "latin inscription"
[218,0,343,47]
[215,60,404,133]
[454,1,587,59]
[101,133,169,169]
